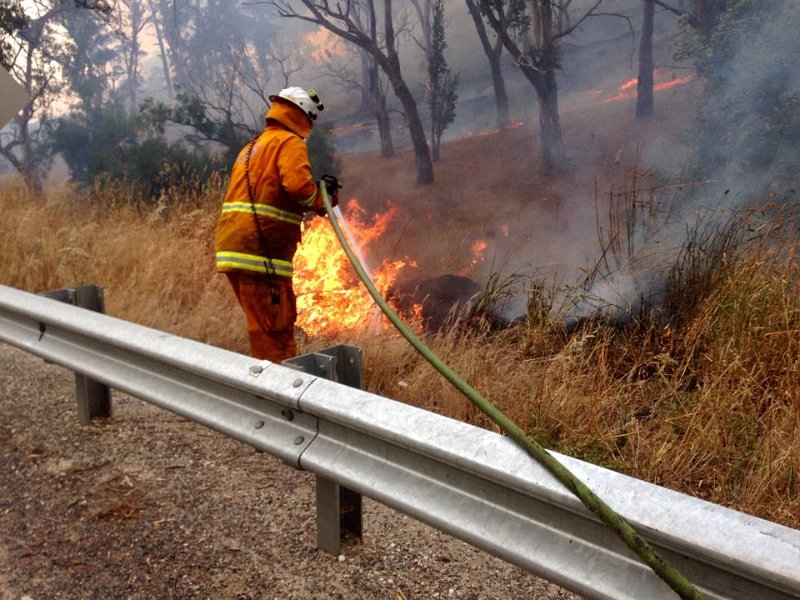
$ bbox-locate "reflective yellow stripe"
[297,185,318,208]
[216,252,293,277]
[221,202,302,225]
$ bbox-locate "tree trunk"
[359,49,372,115]
[148,0,173,97]
[536,75,565,170]
[382,0,433,184]
[517,47,565,170]
[636,0,655,119]
[370,62,394,157]
[431,118,440,162]
[156,0,186,89]
[464,0,509,129]
[127,40,138,114]
[384,56,434,183]
[694,0,721,40]
[18,54,42,196]
[490,43,510,128]
[18,116,42,196]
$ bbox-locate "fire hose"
[320,185,705,600]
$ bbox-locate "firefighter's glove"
[320,174,341,207]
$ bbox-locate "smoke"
[695,0,799,195]
[14,0,796,329]
[556,0,800,325]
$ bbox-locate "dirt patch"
[0,345,580,600]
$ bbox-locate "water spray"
[321,185,706,600]
[332,205,374,280]
[331,204,383,333]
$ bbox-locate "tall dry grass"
[1,181,798,528]
[0,178,247,351]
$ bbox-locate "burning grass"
[1,181,798,529]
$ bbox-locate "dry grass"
[1,173,798,529]
[0,178,247,351]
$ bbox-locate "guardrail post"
[39,285,112,424]
[284,344,363,555]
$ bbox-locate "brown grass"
[0,178,247,351]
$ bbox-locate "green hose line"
[321,187,705,600]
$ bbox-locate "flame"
[458,239,488,275]
[653,74,696,92]
[604,69,696,103]
[452,120,524,143]
[293,200,414,335]
[306,27,347,61]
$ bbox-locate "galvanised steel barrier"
[0,283,799,600]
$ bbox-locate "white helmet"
[269,87,324,124]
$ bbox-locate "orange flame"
[458,239,488,275]
[653,74,696,92]
[293,200,414,335]
[604,69,696,103]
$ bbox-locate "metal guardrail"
[38,285,111,423]
[0,283,799,600]
[284,344,365,554]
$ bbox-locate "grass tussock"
[1,182,798,528]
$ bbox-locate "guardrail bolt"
[281,409,294,422]
[254,420,265,429]
[293,435,305,445]
[249,365,264,376]
[292,378,304,388]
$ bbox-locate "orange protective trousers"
[225,272,297,363]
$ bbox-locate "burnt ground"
[340,83,700,287]
[0,344,580,600]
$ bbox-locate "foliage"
[58,9,118,114]
[0,0,26,70]
[141,92,255,165]
[676,0,800,189]
[140,93,340,180]
[477,0,529,43]
[426,0,459,160]
[0,1,113,193]
[49,103,225,202]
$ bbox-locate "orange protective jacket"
[215,101,322,278]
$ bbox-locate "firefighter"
[215,87,339,363]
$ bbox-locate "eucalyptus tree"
[58,7,119,114]
[116,0,150,114]
[321,44,395,157]
[636,0,655,118]
[463,0,511,128]
[147,1,274,101]
[0,0,111,194]
[477,0,604,169]
[407,0,458,161]
[268,0,436,184]
[427,0,458,161]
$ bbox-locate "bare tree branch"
[549,0,602,45]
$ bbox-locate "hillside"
[338,80,700,288]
